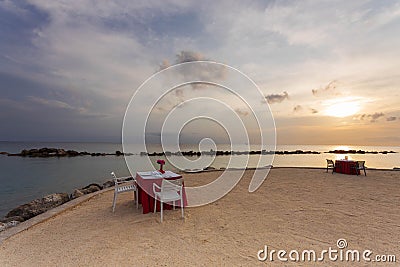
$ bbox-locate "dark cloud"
[312,80,338,96]
[175,51,206,63]
[159,50,207,71]
[386,116,397,121]
[265,91,289,104]
[357,112,385,122]
[159,50,226,90]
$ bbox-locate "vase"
[159,164,165,174]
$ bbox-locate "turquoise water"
[1,142,399,217]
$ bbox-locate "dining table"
[335,160,360,175]
[135,170,188,214]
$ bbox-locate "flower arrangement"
[157,159,166,173]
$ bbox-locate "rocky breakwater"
[0,177,125,233]
[6,147,128,157]
[325,149,397,154]
[141,149,321,157]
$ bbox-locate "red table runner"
[335,160,360,175]
[136,171,188,214]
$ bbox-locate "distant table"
[335,160,360,175]
[136,171,187,214]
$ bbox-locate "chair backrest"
[161,178,182,193]
[357,161,365,168]
[111,171,128,186]
[327,159,334,165]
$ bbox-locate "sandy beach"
[0,168,399,266]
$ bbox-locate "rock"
[102,180,115,188]
[1,216,24,223]
[0,151,8,155]
[57,149,67,156]
[71,189,85,199]
[81,184,102,194]
[66,150,79,156]
[0,221,20,232]
[5,193,70,221]
[71,183,103,199]
[82,183,102,190]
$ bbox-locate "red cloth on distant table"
[335,160,360,175]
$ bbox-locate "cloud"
[0,0,28,15]
[235,108,249,116]
[28,96,78,110]
[265,91,289,104]
[176,51,206,64]
[293,105,319,115]
[293,105,302,112]
[26,96,105,118]
[386,116,397,121]
[312,80,338,96]
[357,112,385,122]
[1,1,400,144]
[159,51,207,70]
[159,50,226,90]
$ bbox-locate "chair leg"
[160,201,163,222]
[112,191,117,212]
[154,196,157,213]
[181,197,184,219]
[135,190,139,209]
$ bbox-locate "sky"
[0,0,400,146]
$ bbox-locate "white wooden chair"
[111,172,138,212]
[153,178,184,222]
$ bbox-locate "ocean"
[1,142,399,217]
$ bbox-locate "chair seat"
[155,191,180,202]
[116,184,136,193]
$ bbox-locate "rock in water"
[70,183,103,199]
[102,180,115,188]
[0,221,21,232]
[71,189,85,199]
[5,193,70,221]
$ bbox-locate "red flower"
[157,159,165,165]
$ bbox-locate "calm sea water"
[0,142,399,217]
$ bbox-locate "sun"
[324,99,361,118]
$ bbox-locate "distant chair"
[111,172,138,212]
[326,159,336,173]
[352,161,367,176]
[153,178,184,222]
